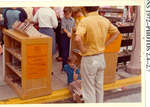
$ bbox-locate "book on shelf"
[12,21,43,37]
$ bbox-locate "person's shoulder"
[78,17,88,25]
[99,15,110,23]
[49,8,56,13]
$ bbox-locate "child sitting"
[64,55,83,103]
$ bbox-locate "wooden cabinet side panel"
[22,38,52,98]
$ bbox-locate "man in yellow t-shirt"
[75,6,120,103]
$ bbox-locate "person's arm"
[76,69,81,80]
[29,10,39,25]
[17,8,28,22]
[73,68,78,81]
[75,20,87,54]
[63,28,72,38]
[105,22,120,46]
[51,10,58,29]
[75,35,87,53]
[61,18,71,38]
[105,31,120,46]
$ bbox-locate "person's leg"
[80,56,98,103]
[66,36,70,60]
[56,32,63,61]
[68,82,74,95]
[57,34,62,57]
[49,28,56,55]
[62,33,70,69]
[61,34,67,69]
[39,28,56,55]
[95,54,105,103]
[56,19,62,58]
[69,81,82,103]
[95,71,104,103]
[39,28,55,74]
[68,81,77,102]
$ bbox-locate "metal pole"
[127,6,141,74]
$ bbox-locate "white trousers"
[80,53,105,103]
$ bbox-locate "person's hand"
[67,32,72,38]
[105,41,110,47]
[73,73,78,81]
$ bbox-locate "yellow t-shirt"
[76,11,119,56]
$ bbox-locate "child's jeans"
[61,33,70,69]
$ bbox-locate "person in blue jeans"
[64,55,83,103]
[33,7,58,55]
[61,7,75,71]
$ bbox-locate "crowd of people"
[0,7,85,70]
[0,7,120,103]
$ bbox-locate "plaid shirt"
[61,17,75,34]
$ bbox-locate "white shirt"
[33,7,58,28]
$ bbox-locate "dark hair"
[63,7,72,14]
[84,6,99,12]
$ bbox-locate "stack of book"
[12,21,42,37]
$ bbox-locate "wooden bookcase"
[3,29,52,99]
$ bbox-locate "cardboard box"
[104,53,118,84]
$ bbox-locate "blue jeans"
[61,33,70,68]
[39,27,56,55]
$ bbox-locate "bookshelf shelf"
[6,62,22,78]
[5,48,21,61]
[5,75,22,96]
